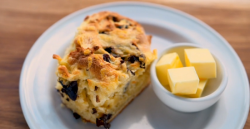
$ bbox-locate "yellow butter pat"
[167,67,199,95]
[156,52,183,86]
[186,79,208,98]
[185,49,216,79]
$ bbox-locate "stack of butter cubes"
[156,49,216,98]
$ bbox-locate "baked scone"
[53,11,157,129]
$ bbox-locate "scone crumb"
[60,103,65,108]
[82,119,88,123]
[84,49,91,55]
[84,16,89,21]
[53,54,62,61]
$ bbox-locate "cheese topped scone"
[53,11,157,129]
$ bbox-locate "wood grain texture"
[0,0,249,128]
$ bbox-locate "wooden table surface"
[0,0,249,128]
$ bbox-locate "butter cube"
[156,53,183,86]
[187,80,208,98]
[167,67,199,95]
[185,49,216,79]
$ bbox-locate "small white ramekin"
[150,43,228,112]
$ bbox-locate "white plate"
[20,2,249,129]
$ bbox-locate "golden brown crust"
[53,54,62,60]
[54,11,156,88]
[53,11,157,127]
[58,66,70,78]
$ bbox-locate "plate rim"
[19,1,249,129]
